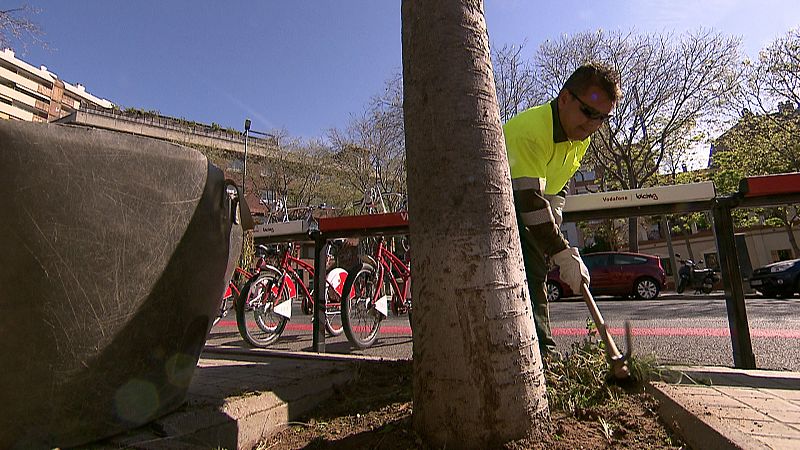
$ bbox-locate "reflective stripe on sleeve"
[512,177,547,192]
[520,207,556,227]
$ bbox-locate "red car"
[546,251,666,301]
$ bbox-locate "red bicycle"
[214,267,251,327]
[214,247,285,328]
[235,241,347,347]
[341,235,411,348]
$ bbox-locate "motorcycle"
[675,254,719,294]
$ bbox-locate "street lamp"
[241,119,276,197]
[243,119,251,194]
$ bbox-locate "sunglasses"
[567,89,612,121]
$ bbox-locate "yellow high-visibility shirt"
[504,101,589,195]
[503,100,590,255]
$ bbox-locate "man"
[503,62,621,358]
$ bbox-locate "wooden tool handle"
[581,282,622,360]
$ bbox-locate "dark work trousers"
[518,220,557,355]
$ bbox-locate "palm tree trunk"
[402,1,549,448]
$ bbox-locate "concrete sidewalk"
[84,349,800,449]
[648,366,800,450]
[87,348,379,449]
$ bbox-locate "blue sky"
[8,1,800,140]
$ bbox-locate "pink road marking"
[554,327,800,339]
[215,321,800,339]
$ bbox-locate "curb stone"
[646,382,771,450]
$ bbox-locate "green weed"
[544,318,662,415]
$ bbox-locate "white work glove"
[551,247,590,293]
[545,194,566,227]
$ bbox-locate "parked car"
[546,251,666,301]
[749,258,800,298]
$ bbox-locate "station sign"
[253,219,309,238]
[563,182,716,213]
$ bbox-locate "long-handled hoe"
[581,282,633,380]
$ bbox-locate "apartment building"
[0,48,112,122]
[0,49,279,211]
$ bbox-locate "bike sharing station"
[252,212,409,352]
[250,172,800,369]
[563,172,800,369]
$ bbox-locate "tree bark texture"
[401,1,549,448]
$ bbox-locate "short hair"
[563,62,621,103]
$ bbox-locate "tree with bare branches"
[0,5,46,52]
[713,28,800,256]
[495,29,742,251]
[492,42,538,122]
[327,75,406,209]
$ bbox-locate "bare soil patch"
[258,359,686,450]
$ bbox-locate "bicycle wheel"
[325,293,344,337]
[305,292,343,336]
[341,262,383,348]
[324,268,347,337]
[236,271,288,347]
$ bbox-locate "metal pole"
[712,197,756,368]
[243,119,251,194]
[312,232,328,352]
[662,217,678,287]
